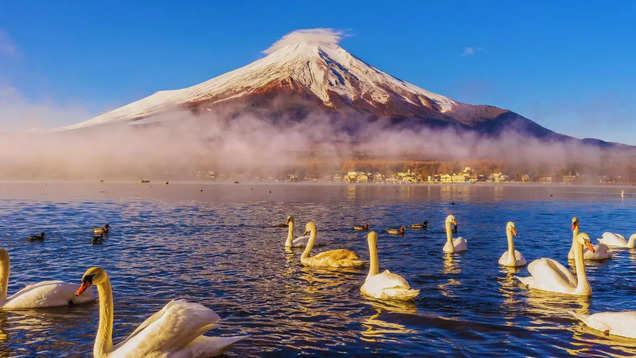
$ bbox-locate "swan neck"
[95,274,114,358]
[285,221,294,248]
[506,229,515,264]
[573,241,589,292]
[569,225,579,254]
[0,251,9,301]
[301,228,316,259]
[367,237,379,276]
[628,234,636,248]
[445,222,454,250]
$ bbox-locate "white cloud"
[0,84,90,131]
[263,28,346,54]
[461,47,483,56]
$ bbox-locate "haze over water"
[0,182,634,357]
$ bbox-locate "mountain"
[63,29,629,148]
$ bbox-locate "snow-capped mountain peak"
[64,28,457,130]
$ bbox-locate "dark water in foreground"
[0,182,634,357]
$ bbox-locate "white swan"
[498,221,527,267]
[570,311,636,338]
[0,248,95,309]
[75,267,247,358]
[517,232,595,296]
[300,222,366,268]
[284,215,317,249]
[597,232,636,249]
[360,231,419,301]
[442,215,467,253]
[567,217,611,261]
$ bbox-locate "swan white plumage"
[517,232,595,296]
[498,221,527,267]
[567,217,611,261]
[597,232,636,249]
[0,248,95,309]
[360,231,419,301]
[442,215,467,253]
[284,215,320,249]
[570,311,636,338]
[300,222,366,268]
[75,267,247,358]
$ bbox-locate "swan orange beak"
[512,227,517,236]
[75,281,92,296]
[585,241,596,253]
[571,222,576,230]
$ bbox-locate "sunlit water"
[0,182,634,357]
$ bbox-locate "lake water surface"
[0,182,634,357]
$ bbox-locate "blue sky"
[1,1,635,144]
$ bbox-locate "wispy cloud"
[461,46,483,56]
[0,29,17,57]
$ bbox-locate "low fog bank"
[0,110,634,181]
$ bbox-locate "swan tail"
[187,335,248,357]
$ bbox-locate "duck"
[442,215,467,253]
[517,232,595,296]
[386,226,405,236]
[570,310,636,339]
[26,232,45,242]
[597,232,636,249]
[353,223,370,231]
[568,217,611,261]
[498,221,527,267]
[361,231,419,301]
[93,224,110,236]
[0,248,95,309]
[284,216,320,249]
[409,221,428,229]
[75,267,247,358]
[300,222,366,268]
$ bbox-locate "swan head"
[286,215,294,225]
[303,222,317,236]
[75,266,106,296]
[0,248,8,261]
[506,221,517,236]
[575,233,595,253]
[571,217,579,231]
[445,215,456,227]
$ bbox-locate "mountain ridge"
[62,29,632,150]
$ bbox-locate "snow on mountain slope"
[64,29,458,130]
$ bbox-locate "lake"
[0,182,634,357]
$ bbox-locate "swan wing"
[2,281,96,309]
[312,249,359,261]
[453,237,467,251]
[362,270,418,300]
[571,311,636,338]
[177,335,248,357]
[113,299,221,356]
[598,232,626,247]
[525,258,576,291]
[292,235,310,247]
[583,243,612,260]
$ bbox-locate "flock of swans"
[2,211,634,357]
[284,214,636,340]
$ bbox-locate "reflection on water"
[0,182,633,357]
